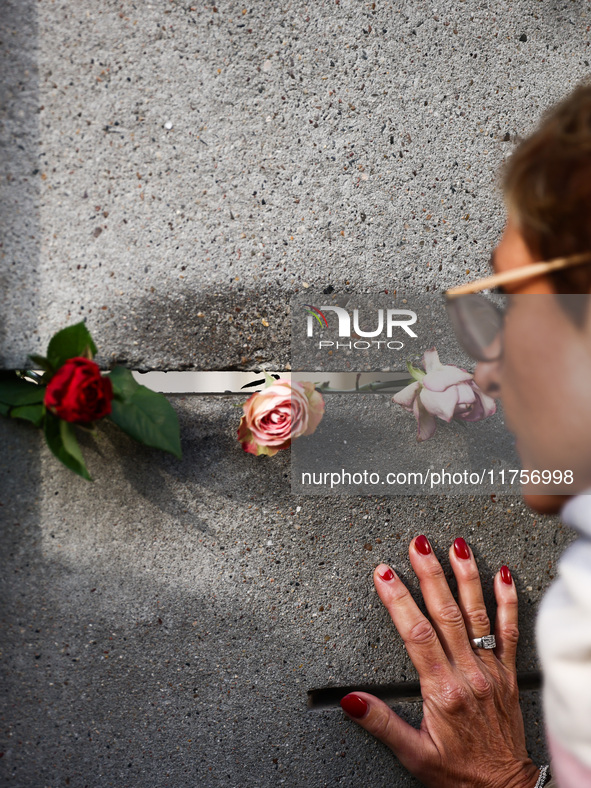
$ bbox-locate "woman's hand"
[340,535,541,788]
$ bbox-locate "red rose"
[44,357,113,424]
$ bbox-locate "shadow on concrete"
[0,0,40,365]
[92,283,293,373]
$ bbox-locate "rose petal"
[419,385,460,422]
[453,383,477,416]
[238,416,259,454]
[255,441,286,456]
[474,384,496,418]
[457,383,497,422]
[290,400,309,438]
[242,439,261,455]
[422,347,443,374]
[44,357,112,423]
[393,381,421,411]
[413,395,437,441]
[422,365,474,392]
[238,379,323,453]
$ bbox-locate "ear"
[496,215,556,295]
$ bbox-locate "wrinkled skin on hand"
[341,537,540,788]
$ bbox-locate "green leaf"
[46,321,98,370]
[0,402,10,417]
[406,359,426,382]
[27,353,56,375]
[0,372,45,406]
[262,370,277,388]
[109,383,182,459]
[43,412,92,480]
[11,403,45,427]
[107,365,140,400]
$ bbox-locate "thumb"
[340,692,432,774]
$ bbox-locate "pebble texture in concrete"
[0,400,575,786]
[1,0,591,368]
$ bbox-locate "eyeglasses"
[445,294,504,362]
[444,252,591,362]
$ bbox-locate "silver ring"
[472,635,496,650]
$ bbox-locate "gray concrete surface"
[0,400,574,786]
[2,0,591,368]
[1,0,587,785]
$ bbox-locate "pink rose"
[393,348,496,441]
[238,379,325,456]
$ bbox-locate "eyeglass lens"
[445,294,504,362]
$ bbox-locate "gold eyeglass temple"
[445,252,591,297]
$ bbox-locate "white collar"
[560,490,591,538]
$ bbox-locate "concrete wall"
[1,0,589,785]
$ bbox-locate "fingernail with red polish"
[415,534,431,556]
[340,693,368,719]
[500,565,512,585]
[378,565,395,582]
[453,537,470,560]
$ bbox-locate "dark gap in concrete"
[307,671,542,710]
